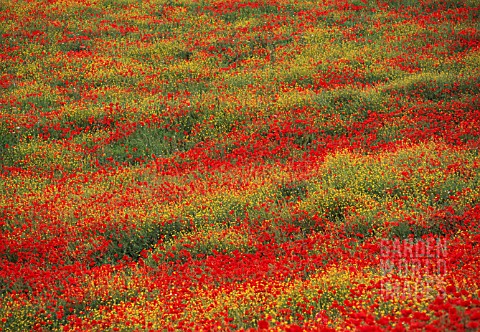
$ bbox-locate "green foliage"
[0,125,22,166]
[279,180,308,202]
[97,124,188,165]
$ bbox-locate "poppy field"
[1,0,480,330]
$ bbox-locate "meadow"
[1,0,479,330]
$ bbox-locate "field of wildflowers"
[1,0,480,330]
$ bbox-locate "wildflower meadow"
[1,0,479,330]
